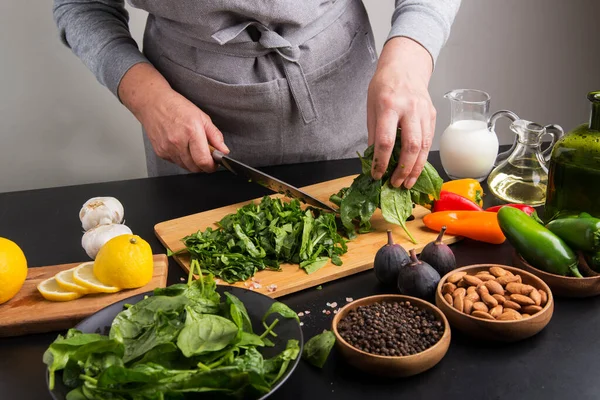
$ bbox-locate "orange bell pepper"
[423,211,506,244]
[441,179,484,207]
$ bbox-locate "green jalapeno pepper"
[546,217,600,252]
[497,207,582,277]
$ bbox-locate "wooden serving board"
[155,176,460,298]
[0,254,168,337]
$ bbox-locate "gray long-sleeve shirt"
[52,0,461,98]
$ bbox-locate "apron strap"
[213,22,317,124]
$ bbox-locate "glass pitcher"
[487,119,563,206]
[439,89,517,182]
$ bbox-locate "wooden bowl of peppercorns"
[435,264,554,342]
[332,295,451,377]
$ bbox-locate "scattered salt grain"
[297,312,305,317]
[329,302,338,308]
[346,297,353,303]
[325,310,331,315]
[300,322,304,326]
[179,277,185,282]
[215,278,222,284]
[267,284,277,293]
[247,282,262,290]
[305,311,311,315]
[322,310,327,314]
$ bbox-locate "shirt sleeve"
[53,0,151,99]
[388,0,462,67]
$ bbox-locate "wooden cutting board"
[155,176,460,298]
[0,254,168,337]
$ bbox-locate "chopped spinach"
[330,129,442,242]
[181,196,347,283]
[43,261,301,399]
[302,330,336,368]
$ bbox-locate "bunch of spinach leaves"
[179,196,347,283]
[330,129,443,242]
[44,260,301,400]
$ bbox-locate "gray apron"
[138,0,377,176]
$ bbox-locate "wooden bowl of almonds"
[435,264,554,342]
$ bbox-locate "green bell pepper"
[497,207,582,277]
[546,217,600,252]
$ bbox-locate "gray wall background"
[1,0,598,193]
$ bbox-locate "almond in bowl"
[435,264,554,342]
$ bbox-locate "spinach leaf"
[129,343,190,370]
[262,302,300,325]
[43,329,113,390]
[410,188,433,207]
[110,300,186,363]
[339,174,381,236]
[302,330,335,368]
[264,339,300,384]
[299,210,314,260]
[238,332,266,347]
[224,291,253,333]
[380,180,417,244]
[358,144,374,175]
[300,256,329,274]
[411,162,443,200]
[233,347,270,395]
[177,307,239,357]
[233,223,266,259]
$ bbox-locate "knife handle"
[208,145,224,164]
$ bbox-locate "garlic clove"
[82,223,132,259]
[80,197,124,231]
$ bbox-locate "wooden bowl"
[513,251,600,298]
[331,295,451,377]
[435,264,554,342]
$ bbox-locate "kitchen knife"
[209,146,338,213]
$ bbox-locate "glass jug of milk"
[439,89,518,182]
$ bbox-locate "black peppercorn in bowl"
[331,295,451,377]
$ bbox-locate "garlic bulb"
[79,197,124,231]
[82,223,132,259]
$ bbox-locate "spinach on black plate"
[177,196,347,283]
[330,129,443,242]
[44,260,301,400]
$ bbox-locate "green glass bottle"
[545,91,600,220]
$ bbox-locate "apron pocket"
[156,55,285,166]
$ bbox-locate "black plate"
[47,286,304,400]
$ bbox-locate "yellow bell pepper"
[441,179,484,207]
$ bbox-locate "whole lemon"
[0,237,28,304]
[93,234,153,289]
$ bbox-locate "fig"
[397,249,441,300]
[419,226,456,276]
[374,230,410,286]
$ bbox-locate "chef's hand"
[367,37,435,189]
[118,63,229,173]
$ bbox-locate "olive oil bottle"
[545,91,600,220]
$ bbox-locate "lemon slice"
[37,277,84,302]
[55,268,91,294]
[72,262,121,293]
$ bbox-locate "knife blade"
[210,147,338,213]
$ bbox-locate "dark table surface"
[1,151,598,400]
